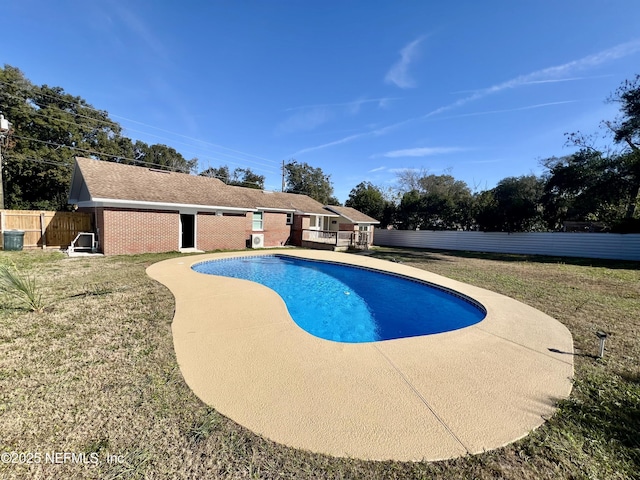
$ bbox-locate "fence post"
[40,212,46,249]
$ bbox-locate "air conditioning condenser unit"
[250,233,265,248]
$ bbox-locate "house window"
[286,212,294,225]
[252,212,263,230]
[359,225,369,232]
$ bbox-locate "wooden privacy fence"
[0,210,92,250]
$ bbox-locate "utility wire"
[11,134,187,171]
[1,84,285,189]
[4,156,279,191]
[5,153,274,189]
[8,135,270,188]
[0,83,280,167]
[2,91,278,174]
[4,156,72,168]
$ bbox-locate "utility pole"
[281,159,285,192]
[0,114,11,210]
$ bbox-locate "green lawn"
[0,247,638,479]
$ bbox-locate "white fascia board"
[332,211,380,224]
[76,198,255,213]
[340,215,380,224]
[300,211,340,217]
[256,207,296,213]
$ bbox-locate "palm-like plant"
[0,264,45,313]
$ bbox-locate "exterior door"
[180,214,195,248]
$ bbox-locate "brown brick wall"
[101,208,178,255]
[94,208,301,255]
[197,212,250,250]
[261,212,292,246]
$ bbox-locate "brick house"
[68,157,378,255]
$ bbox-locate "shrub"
[0,264,46,313]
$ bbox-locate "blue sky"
[3,1,640,202]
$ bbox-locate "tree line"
[345,75,640,233]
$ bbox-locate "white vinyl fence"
[374,229,640,261]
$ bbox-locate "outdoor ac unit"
[250,233,265,248]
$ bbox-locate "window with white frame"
[252,212,263,230]
[359,225,369,231]
[286,212,294,225]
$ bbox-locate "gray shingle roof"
[71,157,330,214]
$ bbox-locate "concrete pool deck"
[146,249,574,462]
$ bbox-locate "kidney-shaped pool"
[193,255,486,343]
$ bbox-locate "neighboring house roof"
[323,205,380,224]
[68,157,333,215]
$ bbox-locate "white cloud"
[382,147,466,158]
[291,119,411,156]
[113,4,168,62]
[435,100,580,120]
[388,167,422,173]
[450,74,615,94]
[279,97,400,136]
[275,107,332,135]
[368,166,387,173]
[384,36,425,89]
[293,131,368,155]
[293,40,640,155]
[378,98,391,108]
[285,97,400,113]
[423,39,640,119]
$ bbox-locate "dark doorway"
[180,214,195,248]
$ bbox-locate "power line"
[3,90,279,174]
[8,135,270,188]
[4,156,72,168]
[0,82,280,168]
[0,82,285,189]
[11,134,187,171]
[111,112,278,165]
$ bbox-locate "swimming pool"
[193,255,486,343]
[149,250,574,460]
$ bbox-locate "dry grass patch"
[0,247,639,479]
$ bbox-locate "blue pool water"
[192,255,486,343]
